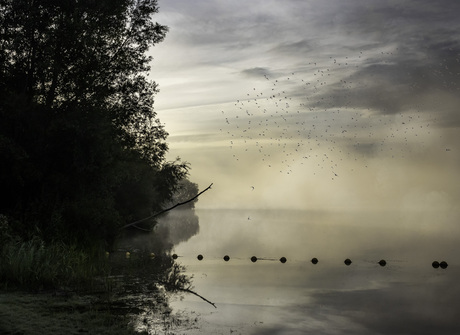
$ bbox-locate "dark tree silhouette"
[165,179,200,210]
[0,0,188,247]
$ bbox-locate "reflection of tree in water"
[102,248,199,333]
[117,179,201,249]
[110,179,205,332]
[155,209,200,246]
[155,179,201,247]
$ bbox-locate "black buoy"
[172,254,178,260]
[280,257,287,264]
[378,259,387,267]
[251,256,258,263]
[440,261,448,269]
[311,257,318,264]
[432,261,440,268]
[344,258,352,266]
[197,254,203,261]
[223,255,230,262]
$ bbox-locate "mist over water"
[155,209,200,246]
[172,208,458,262]
[148,2,460,333]
[165,208,460,334]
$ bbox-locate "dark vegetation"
[0,1,201,331]
[0,0,189,248]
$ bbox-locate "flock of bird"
[218,51,437,179]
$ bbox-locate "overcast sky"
[149,0,460,212]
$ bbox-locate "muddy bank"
[0,290,137,334]
[0,287,199,335]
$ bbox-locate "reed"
[0,236,109,290]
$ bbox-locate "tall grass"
[0,237,110,290]
[0,216,109,290]
[0,215,189,294]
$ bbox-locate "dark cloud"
[268,39,316,56]
[314,0,460,45]
[232,1,460,126]
[298,39,460,128]
[160,0,460,53]
[240,67,272,79]
[310,1,460,125]
[158,1,284,48]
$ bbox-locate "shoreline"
[0,289,140,335]
[0,288,197,335]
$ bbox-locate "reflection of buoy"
[105,251,110,259]
[280,257,287,263]
[311,257,318,264]
[172,254,178,260]
[440,261,448,269]
[378,259,387,267]
[251,256,258,263]
[432,261,440,269]
[197,254,203,261]
[223,255,230,262]
[125,251,131,259]
[344,258,352,266]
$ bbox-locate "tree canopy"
[0,0,188,247]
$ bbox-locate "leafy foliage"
[0,0,188,246]
[164,179,200,210]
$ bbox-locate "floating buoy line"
[110,251,449,269]
[166,253,449,269]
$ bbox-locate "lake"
[161,208,460,334]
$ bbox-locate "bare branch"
[158,281,217,308]
[120,183,213,230]
[180,288,217,308]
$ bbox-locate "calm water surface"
[165,209,459,334]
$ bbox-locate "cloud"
[157,0,288,48]
[268,39,316,56]
[152,0,460,211]
[294,0,460,124]
[314,46,460,122]
[240,67,272,79]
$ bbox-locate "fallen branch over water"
[120,183,213,230]
[157,276,217,309]
[177,287,217,309]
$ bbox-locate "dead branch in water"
[157,277,217,309]
[120,183,213,230]
[177,287,217,308]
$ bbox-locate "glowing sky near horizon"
[149,0,460,212]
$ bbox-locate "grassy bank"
[0,216,196,334]
[0,291,141,335]
[0,237,108,291]
[0,254,194,335]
